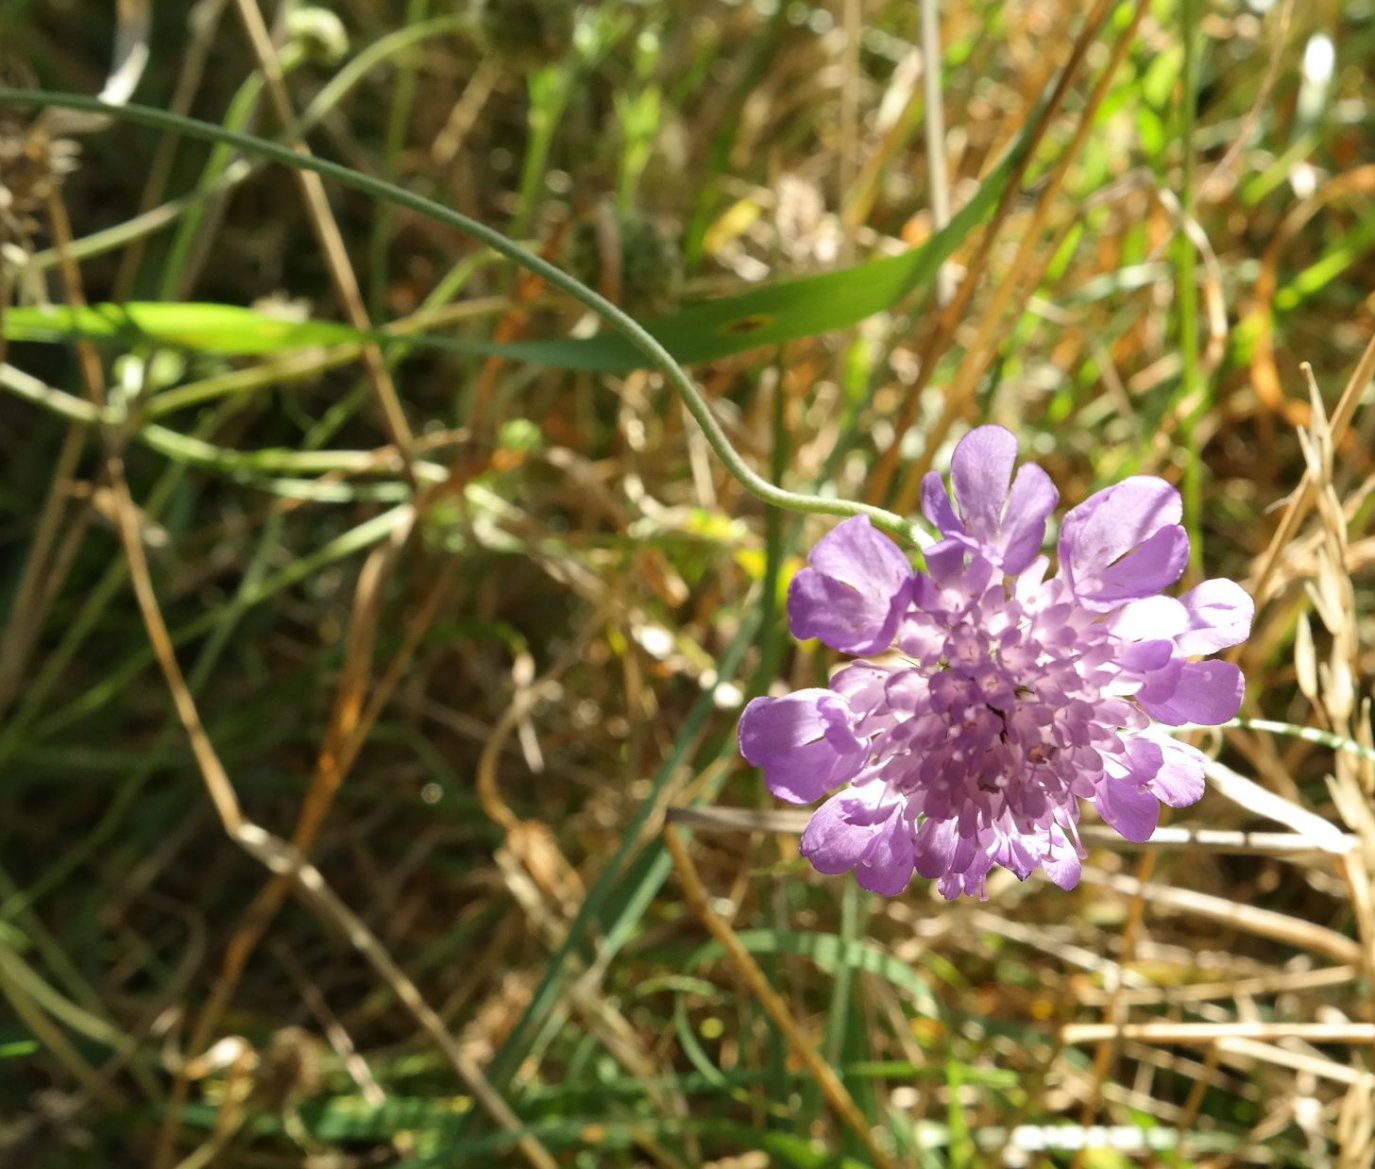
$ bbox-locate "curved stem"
[0,88,924,546]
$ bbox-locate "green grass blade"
[690,928,941,1019]
[2,302,359,355]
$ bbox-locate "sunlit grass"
[1,1,1373,1166]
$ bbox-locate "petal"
[1095,780,1160,842]
[1059,477,1188,609]
[1042,828,1084,890]
[831,661,894,708]
[950,425,1020,537]
[1139,660,1244,726]
[738,690,866,804]
[1117,639,1176,673]
[800,790,885,874]
[1104,734,1163,788]
[854,812,916,896]
[788,516,915,654]
[1083,526,1191,610]
[999,463,1059,572]
[939,848,994,900]
[992,825,1040,880]
[1146,736,1208,808]
[1095,737,1164,842]
[1174,579,1254,656]
[1133,655,1183,705]
[921,470,964,539]
[921,427,1056,572]
[1111,595,1187,643]
[913,816,961,880]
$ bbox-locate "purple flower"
[739,426,1252,900]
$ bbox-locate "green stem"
[1176,0,1205,570]
[368,0,433,318]
[0,88,923,547]
[1203,717,1375,765]
[513,64,575,241]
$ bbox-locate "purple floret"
[786,515,917,655]
[739,425,1253,900]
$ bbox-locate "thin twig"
[919,0,952,304]
[664,806,1358,856]
[1087,868,1363,966]
[112,0,232,299]
[159,510,422,1161]
[231,0,418,479]
[236,825,559,1169]
[1062,1022,1375,1045]
[105,461,553,1169]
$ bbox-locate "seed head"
[477,0,577,69]
[564,206,682,317]
[0,53,79,244]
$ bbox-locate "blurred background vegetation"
[1,0,1374,1165]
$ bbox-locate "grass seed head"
[0,53,79,243]
[564,205,682,317]
[477,0,577,69]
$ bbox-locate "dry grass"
[1,1,1374,1166]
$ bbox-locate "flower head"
[739,426,1252,899]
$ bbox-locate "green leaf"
[493,143,1019,373]
[3,130,1016,372]
[2,302,361,355]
